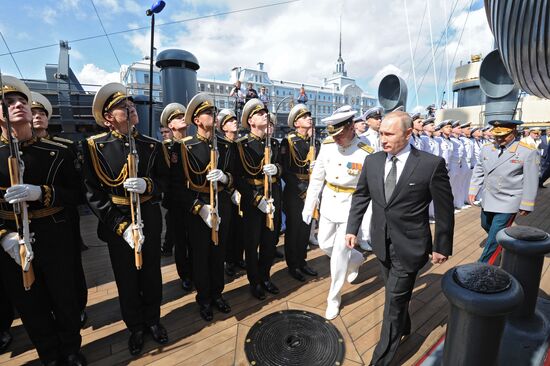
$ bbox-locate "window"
[143,73,149,84]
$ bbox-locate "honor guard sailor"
[83,83,169,356]
[234,99,283,300]
[280,104,319,282]
[469,119,539,263]
[302,105,374,320]
[160,102,193,292]
[420,117,439,156]
[30,91,88,328]
[217,108,245,277]
[360,106,383,151]
[0,75,85,365]
[175,93,234,321]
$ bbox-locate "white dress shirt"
[384,143,411,183]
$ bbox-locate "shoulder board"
[518,141,535,150]
[323,136,334,144]
[181,136,193,143]
[357,142,374,153]
[52,136,74,145]
[41,138,68,149]
[163,138,172,145]
[236,135,248,143]
[288,133,296,139]
[483,143,492,147]
[87,132,108,141]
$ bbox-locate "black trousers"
[0,280,13,332]
[66,205,87,312]
[283,188,310,270]
[168,206,192,281]
[188,195,228,306]
[101,202,163,333]
[225,198,244,265]
[371,243,417,366]
[242,187,281,286]
[0,220,81,364]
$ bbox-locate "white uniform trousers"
[318,216,364,309]
[449,162,463,209]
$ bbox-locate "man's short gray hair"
[383,111,412,132]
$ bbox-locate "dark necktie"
[498,146,505,157]
[385,156,398,201]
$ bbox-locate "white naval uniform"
[303,135,373,314]
[460,136,474,205]
[449,136,465,208]
[421,134,440,218]
[409,134,426,152]
[362,129,381,152]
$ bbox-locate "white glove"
[206,169,228,184]
[231,190,241,205]
[302,211,312,225]
[4,184,42,204]
[123,224,144,250]
[198,204,221,231]
[123,178,147,194]
[257,197,275,214]
[1,232,21,266]
[263,164,278,177]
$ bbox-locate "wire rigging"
[89,0,122,67]
[0,31,24,79]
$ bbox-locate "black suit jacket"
[346,147,454,272]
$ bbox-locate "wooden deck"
[2,187,550,366]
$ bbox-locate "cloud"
[43,7,58,25]
[76,63,120,90]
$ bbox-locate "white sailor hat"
[354,106,383,122]
[217,108,237,127]
[470,127,481,134]
[460,121,472,129]
[422,117,435,126]
[322,105,356,136]
[393,105,405,112]
[1,75,31,102]
[287,104,310,128]
[451,120,461,128]
[438,119,453,129]
[426,104,436,110]
[92,82,133,127]
[184,93,216,126]
[160,102,186,127]
[409,112,422,121]
[241,98,268,129]
[481,126,492,132]
[30,91,53,118]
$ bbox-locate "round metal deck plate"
[244,310,345,366]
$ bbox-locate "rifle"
[126,101,143,270]
[264,114,275,231]
[307,117,320,221]
[0,72,35,290]
[209,100,219,245]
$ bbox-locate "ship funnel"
[378,74,408,112]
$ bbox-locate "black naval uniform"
[234,133,282,290]
[0,136,82,364]
[175,133,235,309]
[280,132,319,273]
[162,138,193,286]
[45,134,88,320]
[82,130,169,333]
[0,274,14,353]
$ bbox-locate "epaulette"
[163,138,172,144]
[180,136,193,143]
[288,133,296,139]
[41,138,68,149]
[236,135,248,143]
[519,141,536,150]
[323,136,335,144]
[358,142,374,154]
[87,132,108,141]
[52,136,74,145]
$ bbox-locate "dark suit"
[346,147,454,366]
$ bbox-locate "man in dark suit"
[345,111,454,366]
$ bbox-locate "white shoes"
[454,209,462,214]
[325,302,340,320]
[461,204,471,209]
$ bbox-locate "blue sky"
[1,0,491,109]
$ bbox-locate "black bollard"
[441,263,523,366]
[496,226,550,366]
